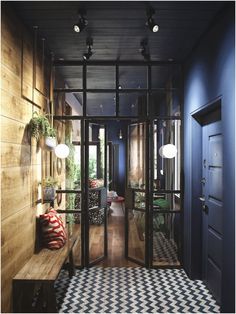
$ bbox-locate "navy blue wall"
[106,121,127,197]
[183,4,235,312]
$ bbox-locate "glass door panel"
[86,122,107,265]
[53,119,82,267]
[126,122,147,265]
[152,118,182,267]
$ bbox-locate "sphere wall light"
[159,144,177,159]
[55,144,70,159]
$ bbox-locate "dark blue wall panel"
[106,121,127,197]
[183,5,235,312]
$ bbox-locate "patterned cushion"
[89,179,97,188]
[40,208,67,250]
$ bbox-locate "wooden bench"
[12,224,80,313]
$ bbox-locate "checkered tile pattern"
[55,268,220,313]
[153,232,179,264]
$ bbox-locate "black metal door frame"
[53,60,183,269]
[124,119,151,267]
[84,120,108,267]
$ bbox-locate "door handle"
[199,196,205,202]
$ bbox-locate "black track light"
[73,11,88,33]
[146,7,159,33]
[83,38,93,60]
[147,17,159,33]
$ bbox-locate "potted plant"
[42,176,58,202]
[29,112,57,149]
[45,126,57,150]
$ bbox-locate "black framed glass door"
[150,118,182,267]
[125,121,149,266]
[84,121,108,266]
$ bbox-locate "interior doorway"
[191,100,222,304]
[86,119,143,268]
[201,118,223,304]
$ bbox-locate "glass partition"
[153,212,181,266]
[128,209,145,263]
[153,119,181,191]
[87,93,116,116]
[52,118,82,267]
[119,92,147,116]
[127,122,147,265]
[87,66,115,89]
[153,192,181,211]
[54,92,83,116]
[119,66,147,89]
[54,66,83,89]
[151,65,181,89]
[150,90,181,117]
[128,123,146,189]
[152,118,181,267]
[88,123,107,263]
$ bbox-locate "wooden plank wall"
[1,6,60,312]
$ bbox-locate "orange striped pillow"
[40,208,67,250]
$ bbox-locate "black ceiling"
[8,1,226,62]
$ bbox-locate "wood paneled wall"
[1,6,54,312]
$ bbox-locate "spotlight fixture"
[83,37,93,60]
[118,129,123,140]
[139,39,150,61]
[73,10,88,33]
[146,7,159,33]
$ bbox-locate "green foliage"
[89,158,97,179]
[47,126,56,137]
[42,176,58,188]
[29,112,56,140]
[65,141,81,188]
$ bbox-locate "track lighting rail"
[53,60,179,66]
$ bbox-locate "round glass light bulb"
[74,24,80,33]
[153,24,159,32]
[159,144,177,159]
[55,144,70,159]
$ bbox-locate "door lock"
[202,204,209,214]
[201,178,206,184]
[199,196,205,202]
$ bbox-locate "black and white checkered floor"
[55,267,220,313]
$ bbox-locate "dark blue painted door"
[202,120,222,304]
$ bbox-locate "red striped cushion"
[40,208,67,250]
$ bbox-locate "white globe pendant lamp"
[159,144,177,159]
[55,144,70,159]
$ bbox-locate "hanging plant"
[29,112,57,148]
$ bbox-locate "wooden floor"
[96,203,139,267]
[72,204,180,267]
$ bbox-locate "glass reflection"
[119,92,147,116]
[128,123,146,189]
[89,207,105,262]
[134,191,146,209]
[151,65,181,89]
[150,90,180,117]
[87,93,116,116]
[153,193,181,211]
[153,212,180,266]
[89,123,106,263]
[119,66,147,89]
[87,66,115,89]
[128,209,145,263]
[153,120,181,190]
